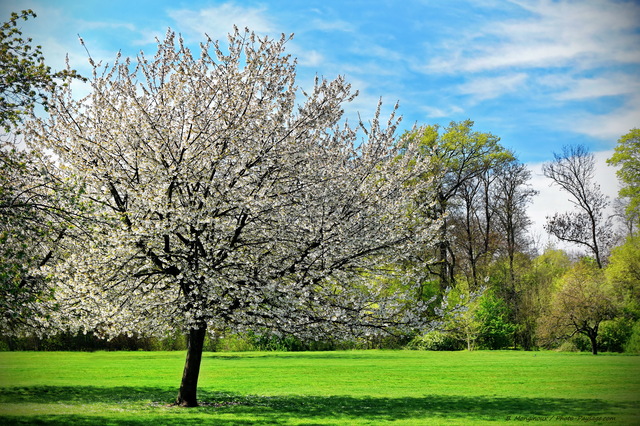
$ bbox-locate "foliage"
[0,331,188,351]
[475,291,516,350]
[537,260,618,354]
[519,248,572,344]
[0,9,83,131]
[530,248,573,280]
[624,321,640,353]
[556,336,587,353]
[406,330,464,351]
[598,317,634,353]
[606,233,640,318]
[608,128,640,222]
[0,10,85,336]
[430,282,484,350]
[399,120,515,289]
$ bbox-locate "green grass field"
[0,350,638,425]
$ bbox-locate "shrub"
[406,331,464,351]
[598,318,633,353]
[476,292,516,350]
[624,321,640,354]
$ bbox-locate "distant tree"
[0,9,82,131]
[486,160,538,349]
[494,160,537,284]
[475,291,516,350]
[538,260,618,354]
[400,121,511,289]
[611,197,638,238]
[607,128,640,225]
[27,28,441,406]
[451,166,501,289]
[433,283,483,351]
[605,234,640,319]
[543,145,613,268]
[495,248,570,351]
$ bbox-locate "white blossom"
[25,28,442,341]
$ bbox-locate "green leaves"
[608,128,640,221]
[0,9,83,132]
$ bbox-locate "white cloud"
[308,18,354,33]
[168,3,275,41]
[416,0,640,146]
[424,0,640,73]
[547,73,640,101]
[573,104,640,141]
[457,73,528,101]
[536,72,640,141]
[296,50,325,67]
[421,105,465,119]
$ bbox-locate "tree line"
[1,10,639,406]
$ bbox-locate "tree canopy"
[0,9,82,131]
[537,259,618,354]
[608,128,640,223]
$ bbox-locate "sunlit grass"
[1,350,638,424]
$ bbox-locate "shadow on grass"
[0,386,637,425]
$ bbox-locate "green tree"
[608,128,640,225]
[400,120,512,289]
[537,260,618,354]
[606,233,640,319]
[475,290,516,350]
[0,9,82,131]
[436,282,483,351]
[513,249,572,350]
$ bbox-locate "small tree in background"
[475,290,516,350]
[537,259,618,354]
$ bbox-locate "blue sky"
[3,0,639,246]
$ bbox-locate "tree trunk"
[176,324,207,406]
[587,331,598,355]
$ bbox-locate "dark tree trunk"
[176,324,207,406]
[587,330,598,355]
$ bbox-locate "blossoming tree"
[27,28,441,406]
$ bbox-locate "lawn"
[0,350,638,425]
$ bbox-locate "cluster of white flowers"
[25,28,442,341]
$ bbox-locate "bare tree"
[543,145,613,268]
[494,160,538,284]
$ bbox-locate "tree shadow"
[1,386,637,425]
